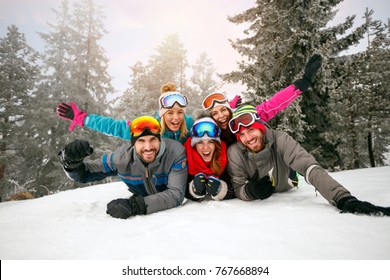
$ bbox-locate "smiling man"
[59,116,188,219]
[226,105,390,216]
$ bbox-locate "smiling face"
[163,107,185,132]
[238,127,265,153]
[134,135,161,163]
[194,139,216,163]
[210,105,232,130]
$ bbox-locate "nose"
[143,140,152,150]
[202,142,212,151]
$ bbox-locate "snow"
[1,166,390,261]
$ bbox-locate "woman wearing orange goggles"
[202,54,322,148]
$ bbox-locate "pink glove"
[56,101,87,131]
[229,95,242,109]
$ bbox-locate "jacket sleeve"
[84,114,131,140]
[64,154,118,183]
[143,148,188,214]
[275,130,351,204]
[256,84,302,122]
[227,144,254,201]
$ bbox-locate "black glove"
[57,102,74,120]
[106,195,146,219]
[294,54,322,92]
[58,139,93,169]
[337,196,390,216]
[245,171,274,200]
[206,176,221,196]
[192,173,207,196]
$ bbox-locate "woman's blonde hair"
[160,82,176,93]
[159,82,188,140]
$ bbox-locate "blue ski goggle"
[191,121,221,138]
[159,93,188,109]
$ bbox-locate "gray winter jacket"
[227,128,351,205]
[66,138,188,214]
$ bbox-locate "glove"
[206,176,221,196]
[229,95,242,109]
[294,54,322,92]
[56,101,87,131]
[245,170,274,200]
[337,196,390,216]
[192,173,207,196]
[106,195,146,219]
[58,139,93,169]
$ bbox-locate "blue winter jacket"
[84,113,193,144]
[65,138,188,214]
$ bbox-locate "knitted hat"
[190,117,221,147]
[231,105,266,140]
[159,91,187,117]
[232,104,258,118]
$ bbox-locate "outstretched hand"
[337,196,390,216]
[56,101,87,131]
[229,95,242,109]
[294,54,322,92]
[59,139,93,170]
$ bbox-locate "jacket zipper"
[145,167,156,194]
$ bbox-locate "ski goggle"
[228,112,259,134]
[130,116,161,137]
[191,121,221,138]
[202,93,228,111]
[159,93,188,109]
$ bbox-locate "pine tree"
[116,34,192,118]
[30,0,119,196]
[188,52,221,114]
[115,61,157,119]
[329,11,390,169]
[0,25,41,199]
[148,33,189,94]
[223,0,368,168]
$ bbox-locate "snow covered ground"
[1,166,390,261]
[0,167,390,260]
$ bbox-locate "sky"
[1,166,390,280]
[0,0,389,99]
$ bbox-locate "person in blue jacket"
[57,82,195,144]
[58,115,188,219]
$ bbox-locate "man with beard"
[226,105,390,216]
[59,116,188,219]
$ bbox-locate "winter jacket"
[84,113,194,144]
[227,127,351,205]
[65,138,188,215]
[221,84,303,147]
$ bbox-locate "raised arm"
[256,54,322,122]
[56,101,131,140]
[59,139,117,183]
